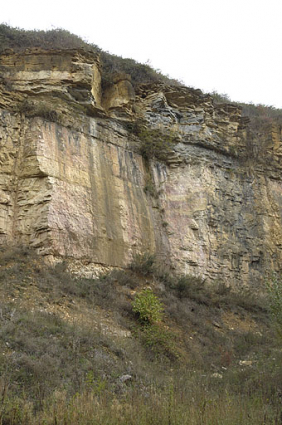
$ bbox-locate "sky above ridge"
[2,0,282,108]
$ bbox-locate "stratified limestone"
[0,48,282,287]
[0,110,156,264]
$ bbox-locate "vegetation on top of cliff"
[1,23,281,164]
[0,24,181,90]
[1,24,280,117]
[99,51,181,90]
[212,91,282,126]
[0,24,95,52]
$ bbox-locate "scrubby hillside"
[0,247,281,424]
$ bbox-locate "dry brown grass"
[0,247,281,424]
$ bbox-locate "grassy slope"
[0,247,281,424]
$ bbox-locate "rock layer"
[0,48,282,287]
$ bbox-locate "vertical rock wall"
[1,48,282,287]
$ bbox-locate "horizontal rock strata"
[1,48,282,287]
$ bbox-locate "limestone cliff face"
[0,48,282,287]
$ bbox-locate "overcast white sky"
[2,0,282,108]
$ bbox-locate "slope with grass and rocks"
[0,247,282,424]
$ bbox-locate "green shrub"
[132,288,164,324]
[128,119,177,163]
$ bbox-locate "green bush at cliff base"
[132,288,164,324]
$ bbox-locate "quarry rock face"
[0,48,282,287]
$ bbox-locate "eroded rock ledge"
[0,48,282,288]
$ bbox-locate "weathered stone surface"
[103,73,135,110]
[0,48,101,106]
[0,110,157,264]
[1,48,282,288]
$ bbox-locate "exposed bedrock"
[1,48,282,287]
